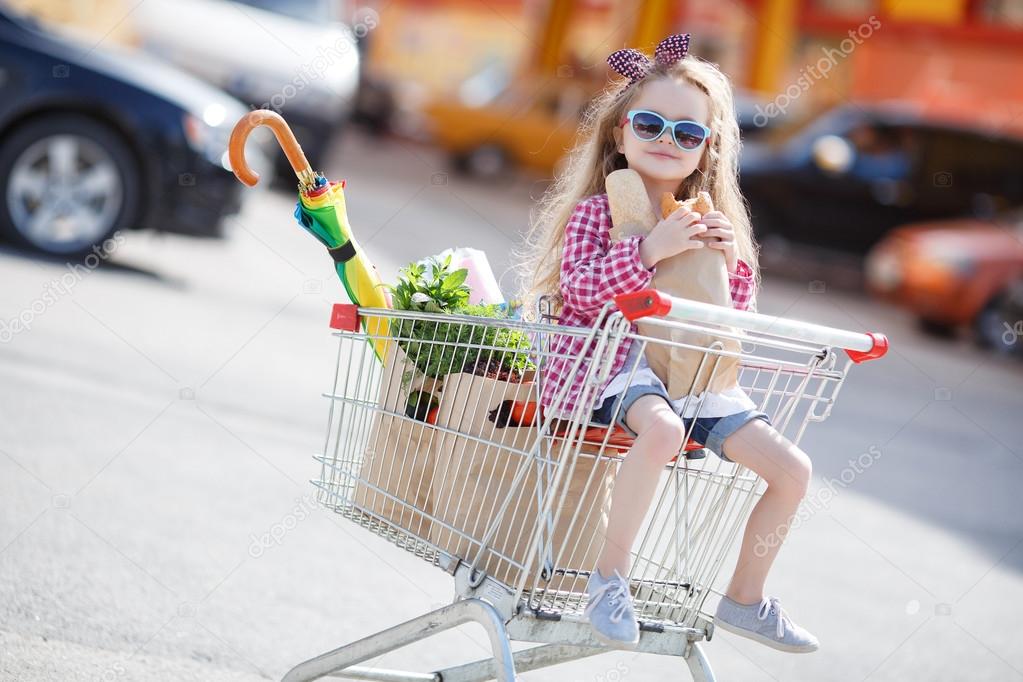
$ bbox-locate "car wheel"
[454,144,508,179]
[975,284,1023,356]
[0,114,141,258]
[354,76,395,135]
[917,317,957,338]
[748,200,794,272]
[747,198,779,243]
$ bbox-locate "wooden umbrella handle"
[229,109,314,186]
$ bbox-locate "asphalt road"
[2,131,1022,681]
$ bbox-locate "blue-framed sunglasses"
[621,109,711,151]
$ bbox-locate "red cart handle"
[615,290,889,363]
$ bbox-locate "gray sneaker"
[714,595,819,653]
[584,569,640,649]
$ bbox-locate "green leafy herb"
[385,254,470,313]
[386,257,535,383]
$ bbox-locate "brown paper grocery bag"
[429,372,615,592]
[606,169,741,398]
[352,343,443,538]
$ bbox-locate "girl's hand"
[639,208,707,269]
[701,210,738,274]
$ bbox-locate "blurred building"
[361,0,1023,131]
[751,0,1023,132]
[6,0,141,44]
[16,0,1021,133]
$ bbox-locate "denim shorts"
[591,383,771,464]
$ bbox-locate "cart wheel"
[917,317,957,339]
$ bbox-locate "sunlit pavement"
[2,130,1021,681]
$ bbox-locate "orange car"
[866,214,1023,353]
[422,69,775,178]
[422,76,590,177]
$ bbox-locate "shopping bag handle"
[615,289,888,363]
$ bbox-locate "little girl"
[518,34,818,653]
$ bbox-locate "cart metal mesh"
[312,301,852,637]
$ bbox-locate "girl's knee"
[624,396,685,462]
[639,413,686,459]
[771,448,812,499]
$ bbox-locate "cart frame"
[283,289,887,681]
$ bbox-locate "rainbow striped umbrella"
[228,110,391,362]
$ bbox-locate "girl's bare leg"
[595,395,685,577]
[718,419,812,604]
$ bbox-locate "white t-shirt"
[598,340,756,418]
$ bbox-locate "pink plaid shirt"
[540,193,756,418]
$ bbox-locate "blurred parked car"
[423,74,589,178]
[866,213,1023,355]
[131,0,359,177]
[422,63,776,178]
[742,104,1023,256]
[0,6,270,257]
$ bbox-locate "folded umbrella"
[228,110,391,362]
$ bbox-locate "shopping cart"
[282,289,888,682]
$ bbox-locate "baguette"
[660,191,714,220]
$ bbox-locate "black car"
[741,104,1023,256]
[0,6,270,257]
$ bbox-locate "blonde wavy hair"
[516,56,761,319]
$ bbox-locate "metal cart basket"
[282,289,888,681]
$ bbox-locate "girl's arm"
[560,197,655,314]
[729,259,757,312]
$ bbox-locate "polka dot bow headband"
[607,33,691,85]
